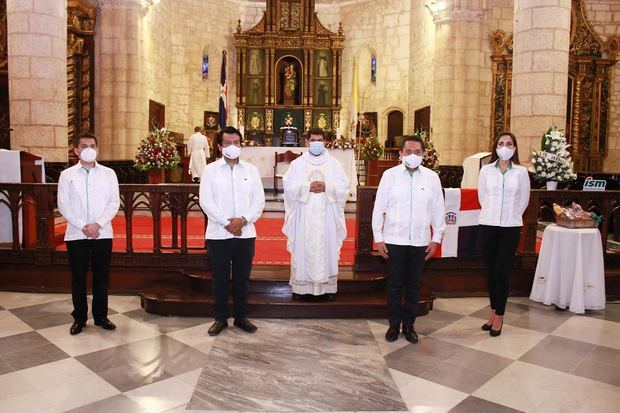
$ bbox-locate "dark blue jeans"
[66,238,113,323]
[207,237,255,321]
[386,244,426,327]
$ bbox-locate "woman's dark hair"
[489,131,520,165]
[216,126,242,145]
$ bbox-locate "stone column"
[7,0,68,162]
[95,0,146,160]
[429,1,487,165]
[510,0,571,161]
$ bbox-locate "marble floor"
[0,293,618,413]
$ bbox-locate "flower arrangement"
[325,136,356,150]
[134,127,181,171]
[530,126,577,182]
[361,137,384,160]
[417,129,440,173]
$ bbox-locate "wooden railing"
[355,187,620,271]
[0,183,206,254]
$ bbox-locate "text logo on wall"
[582,176,606,192]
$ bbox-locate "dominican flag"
[218,50,228,128]
[434,188,481,257]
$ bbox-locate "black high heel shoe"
[481,323,492,331]
[490,319,503,337]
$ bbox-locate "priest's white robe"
[282,150,349,295]
[188,132,210,181]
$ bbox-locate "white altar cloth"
[240,147,357,200]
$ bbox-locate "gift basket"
[552,203,600,228]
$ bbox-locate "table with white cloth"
[240,147,358,200]
[529,223,606,314]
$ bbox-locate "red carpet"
[56,216,356,266]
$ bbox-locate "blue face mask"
[309,141,325,156]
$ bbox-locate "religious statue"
[249,112,262,130]
[249,50,261,75]
[284,64,297,98]
[317,53,329,77]
[249,79,261,105]
[317,82,329,106]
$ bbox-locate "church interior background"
[1,1,620,412]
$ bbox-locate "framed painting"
[204,111,219,130]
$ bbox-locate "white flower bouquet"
[530,126,577,183]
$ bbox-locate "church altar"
[240,147,357,200]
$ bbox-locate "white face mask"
[79,147,97,163]
[222,144,241,160]
[308,141,324,156]
[402,153,423,169]
[496,146,515,161]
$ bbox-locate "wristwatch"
[241,216,248,226]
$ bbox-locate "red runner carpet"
[56,216,356,266]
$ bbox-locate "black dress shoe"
[481,323,492,331]
[233,318,257,333]
[70,322,85,335]
[94,318,116,330]
[402,324,419,343]
[208,320,228,336]
[385,325,399,342]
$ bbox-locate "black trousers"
[386,244,426,327]
[480,225,521,316]
[66,239,113,323]
[207,237,255,321]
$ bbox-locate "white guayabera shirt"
[57,162,120,241]
[477,161,530,227]
[372,164,446,247]
[199,158,265,240]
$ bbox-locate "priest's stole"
[434,188,481,258]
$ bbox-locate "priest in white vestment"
[282,128,350,297]
[188,127,210,182]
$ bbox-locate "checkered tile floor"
[0,292,618,412]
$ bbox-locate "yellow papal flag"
[351,59,359,138]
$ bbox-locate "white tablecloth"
[530,224,605,314]
[240,147,358,200]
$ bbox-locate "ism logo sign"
[583,176,606,192]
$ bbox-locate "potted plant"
[134,126,181,184]
[530,126,577,189]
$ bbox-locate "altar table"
[529,224,605,314]
[240,147,358,200]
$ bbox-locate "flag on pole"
[350,59,359,138]
[219,50,228,128]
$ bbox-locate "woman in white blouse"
[478,132,530,337]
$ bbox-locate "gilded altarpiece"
[489,30,512,147]
[233,0,344,145]
[0,0,9,150]
[567,0,618,172]
[67,0,96,160]
[489,0,619,172]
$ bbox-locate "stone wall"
[7,0,68,162]
[339,0,412,140]
[408,0,435,131]
[585,0,620,172]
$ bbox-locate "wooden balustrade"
[0,183,206,254]
[355,187,620,272]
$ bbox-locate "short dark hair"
[216,126,242,145]
[194,126,202,132]
[489,131,520,165]
[306,128,325,140]
[74,132,97,147]
[400,134,425,151]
